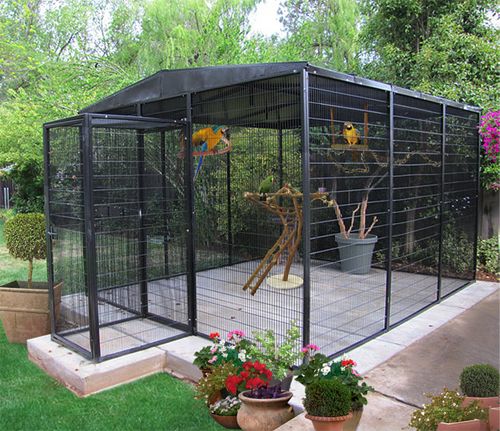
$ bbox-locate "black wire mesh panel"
[308,75,389,356]
[441,107,478,296]
[190,75,304,346]
[390,95,442,324]
[47,125,88,349]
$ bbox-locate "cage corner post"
[437,103,447,301]
[185,93,197,335]
[472,109,481,281]
[43,124,57,336]
[82,113,101,360]
[301,68,311,347]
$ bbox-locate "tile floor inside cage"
[59,260,469,358]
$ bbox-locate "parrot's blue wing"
[194,142,208,180]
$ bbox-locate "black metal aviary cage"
[44,62,481,361]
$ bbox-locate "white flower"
[321,365,331,375]
[238,352,246,362]
[222,353,228,358]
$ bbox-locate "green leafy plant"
[0,208,15,222]
[460,364,499,397]
[195,362,239,404]
[295,346,373,411]
[247,322,302,379]
[409,389,487,431]
[209,396,241,416]
[4,213,46,288]
[304,379,351,418]
[477,237,499,277]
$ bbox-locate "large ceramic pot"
[344,408,363,431]
[305,412,353,431]
[210,413,240,429]
[0,281,62,343]
[237,391,294,431]
[335,234,377,275]
[489,407,499,431]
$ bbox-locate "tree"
[360,0,500,109]
[278,0,360,72]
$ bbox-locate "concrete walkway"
[278,280,499,431]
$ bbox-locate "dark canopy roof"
[80,62,480,115]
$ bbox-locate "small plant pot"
[0,281,62,343]
[305,412,353,431]
[335,234,377,275]
[237,391,294,431]
[462,396,500,409]
[436,419,489,431]
[210,413,240,429]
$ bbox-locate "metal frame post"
[301,69,311,347]
[43,126,57,335]
[137,129,148,316]
[160,131,169,276]
[472,111,481,279]
[437,104,446,300]
[384,90,394,330]
[185,94,197,334]
[226,151,233,265]
[82,114,101,360]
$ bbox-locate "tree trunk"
[28,259,33,289]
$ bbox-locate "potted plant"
[226,361,294,431]
[193,330,253,375]
[326,193,378,275]
[209,396,241,429]
[246,322,302,390]
[460,364,499,409]
[0,213,62,343]
[409,389,488,431]
[196,362,239,406]
[295,345,373,430]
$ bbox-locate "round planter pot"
[0,281,62,343]
[305,412,353,431]
[210,413,240,429]
[237,391,294,431]
[344,408,363,431]
[335,234,378,275]
[436,419,487,431]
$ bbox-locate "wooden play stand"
[243,185,327,296]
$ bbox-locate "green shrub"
[477,237,499,276]
[4,213,46,288]
[304,379,351,417]
[0,208,15,222]
[460,364,499,397]
[409,388,487,431]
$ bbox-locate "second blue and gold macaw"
[192,126,229,179]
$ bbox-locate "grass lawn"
[0,322,223,431]
[0,220,48,285]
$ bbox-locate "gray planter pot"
[335,234,378,275]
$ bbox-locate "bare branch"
[364,216,379,238]
[328,198,348,239]
[347,203,360,237]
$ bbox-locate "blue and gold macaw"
[193,126,229,179]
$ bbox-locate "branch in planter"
[327,198,348,239]
[363,216,378,239]
[347,203,360,237]
[359,196,368,238]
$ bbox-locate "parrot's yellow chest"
[343,123,359,146]
[192,128,223,150]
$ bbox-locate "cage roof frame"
[80,62,482,115]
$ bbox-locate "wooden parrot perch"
[243,185,328,296]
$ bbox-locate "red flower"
[264,369,273,380]
[253,361,266,373]
[225,375,243,395]
[240,371,250,379]
[209,332,220,340]
[245,377,266,390]
[341,359,356,367]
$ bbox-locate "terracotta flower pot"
[305,412,353,431]
[463,396,500,409]
[437,419,489,431]
[237,391,294,431]
[489,407,500,431]
[211,413,240,429]
[0,281,62,343]
[344,408,363,431]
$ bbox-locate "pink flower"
[301,344,320,354]
[208,355,217,364]
[227,330,245,341]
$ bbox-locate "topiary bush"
[460,364,499,397]
[304,378,351,417]
[4,213,46,288]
